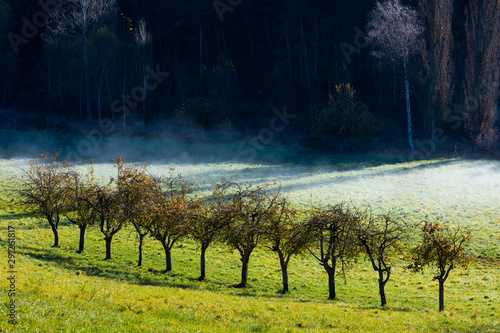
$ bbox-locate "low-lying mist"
[2,129,499,256]
[2,129,499,218]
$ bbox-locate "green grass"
[1,154,499,332]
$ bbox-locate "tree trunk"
[78,225,86,253]
[199,21,203,95]
[393,62,397,103]
[98,68,104,126]
[48,216,59,248]
[403,56,415,152]
[46,19,51,109]
[300,18,313,109]
[162,241,172,272]
[245,7,254,53]
[137,233,145,267]
[79,81,83,120]
[263,10,272,55]
[104,236,112,260]
[2,78,8,108]
[438,279,445,312]
[82,22,92,123]
[278,251,289,294]
[285,19,293,86]
[427,69,437,152]
[97,87,101,126]
[239,252,251,288]
[325,265,336,300]
[314,13,319,81]
[58,69,64,110]
[199,243,208,281]
[105,68,113,121]
[122,69,127,134]
[143,66,146,125]
[334,38,339,86]
[427,103,436,153]
[378,270,387,306]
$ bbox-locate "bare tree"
[65,166,97,253]
[262,196,309,294]
[187,196,226,281]
[464,0,500,151]
[89,183,125,260]
[355,208,408,306]
[114,157,158,266]
[419,0,454,152]
[368,0,423,152]
[217,177,280,288]
[44,0,117,123]
[17,154,72,248]
[143,171,192,272]
[304,204,360,300]
[411,220,471,311]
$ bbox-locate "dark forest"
[1,0,499,155]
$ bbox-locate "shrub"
[310,83,382,138]
[174,97,231,131]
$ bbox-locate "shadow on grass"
[0,212,36,221]
[277,158,459,194]
[18,245,203,291]
[357,304,424,313]
[455,324,500,333]
[17,244,338,305]
[0,212,86,230]
[182,158,459,198]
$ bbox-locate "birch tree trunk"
[403,57,415,152]
[81,6,92,124]
[122,68,127,134]
[300,18,312,109]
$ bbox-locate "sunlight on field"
[1,154,499,332]
[2,156,500,255]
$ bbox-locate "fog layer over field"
[1,129,499,257]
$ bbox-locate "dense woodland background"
[0,0,499,154]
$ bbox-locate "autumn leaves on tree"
[16,155,473,311]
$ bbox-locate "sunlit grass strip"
[1,156,500,332]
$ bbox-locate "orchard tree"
[114,157,159,266]
[419,0,454,151]
[262,196,309,294]
[143,170,192,272]
[65,166,97,253]
[90,184,125,260]
[356,209,408,306]
[304,204,360,300]
[187,196,226,281]
[464,0,500,151]
[411,220,472,311]
[367,0,423,152]
[17,154,72,248]
[217,177,280,288]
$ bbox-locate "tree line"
[1,0,499,152]
[17,154,472,312]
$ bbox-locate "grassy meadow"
[0,135,499,332]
